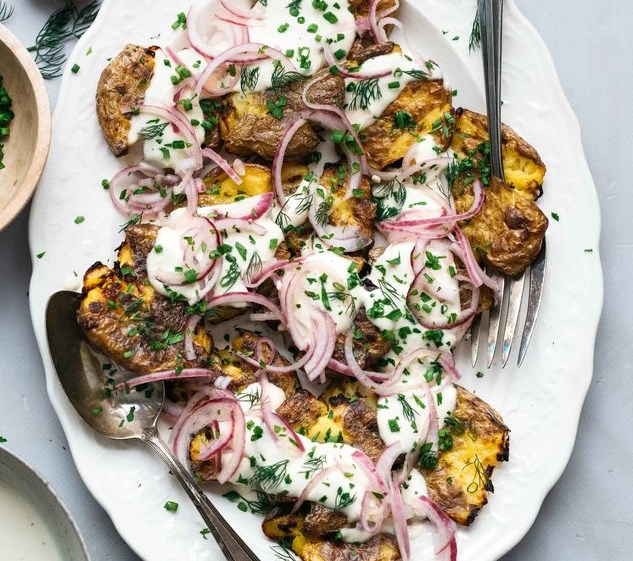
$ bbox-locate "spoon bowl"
[45,290,259,561]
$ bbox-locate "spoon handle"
[142,427,260,561]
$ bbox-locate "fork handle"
[479,0,505,179]
[142,426,260,561]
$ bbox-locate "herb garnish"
[347,78,382,111]
[28,0,102,79]
[469,6,482,52]
[270,59,305,93]
[0,75,14,170]
[0,1,14,22]
[240,65,260,94]
[223,489,273,514]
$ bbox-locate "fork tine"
[501,274,525,367]
[470,313,482,366]
[517,240,547,366]
[486,271,505,367]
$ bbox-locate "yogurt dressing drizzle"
[118,0,467,549]
[224,380,447,543]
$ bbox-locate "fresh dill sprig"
[219,255,240,289]
[402,69,429,81]
[378,278,401,308]
[271,544,298,561]
[463,454,488,493]
[223,489,273,515]
[373,177,406,222]
[299,454,326,479]
[469,6,482,52]
[294,189,314,216]
[245,252,263,284]
[140,121,168,140]
[118,213,143,233]
[28,0,102,80]
[397,394,418,426]
[236,388,261,408]
[250,459,289,492]
[314,197,332,227]
[347,78,382,111]
[0,1,14,22]
[240,65,260,94]
[333,486,356,510]
[270,59,305,94]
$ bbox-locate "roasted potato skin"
[422,385,510,525]
[456,176,548,276]
[96,44,155,156]
[348,0,399,20]
[78,224,215,374]
[78,261,213,374]
[451,109,548,276]
[262,505,400,561]
[361,79,453,170]
[220,70,345,161]
[331,309,391,371]
[320,163,377,245]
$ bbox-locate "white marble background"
[0,0,630,559]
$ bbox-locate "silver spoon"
[46,290,260,561]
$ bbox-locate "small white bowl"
[0,23,51,232]
[0,445,90,561]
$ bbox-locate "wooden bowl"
[0,24,51,233]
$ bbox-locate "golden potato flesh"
[96,44,155,156]
[451,109,546,200]
[198,163,273,206]
[262,506,400,561]
[421,385,510,525]
[315,163,377,246]
[450,109,548,276]
[77,225,214,374]
[360,79,453,170]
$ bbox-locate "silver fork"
[470,0,546,368]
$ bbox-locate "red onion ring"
[291,466,338,514]
[322,43,391,79]
[136,104,202,174]
[408,268,479,330]
[219,0,264,23]
[213,217,267,236]
[389,180,484,230]
[417,495,458,561]
[272,118,307,204]
[186,0,246,60]
[108,163,172,217]
[115,368,221,391]
[202,147,243,185]
[449,226,500,292]
[184,314,202,360]
[438,352,461,382]
[206,291,282,318]
[204,193,274,223]
[389,472,411,561]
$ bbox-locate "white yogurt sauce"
[376,384,457,453]
[227,382,432,542]
[146,205,283,304]
[0,480,64,561]
[128,49,206,173]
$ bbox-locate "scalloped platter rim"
[28,0,602,560]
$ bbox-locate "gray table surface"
[1,1,631,560]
